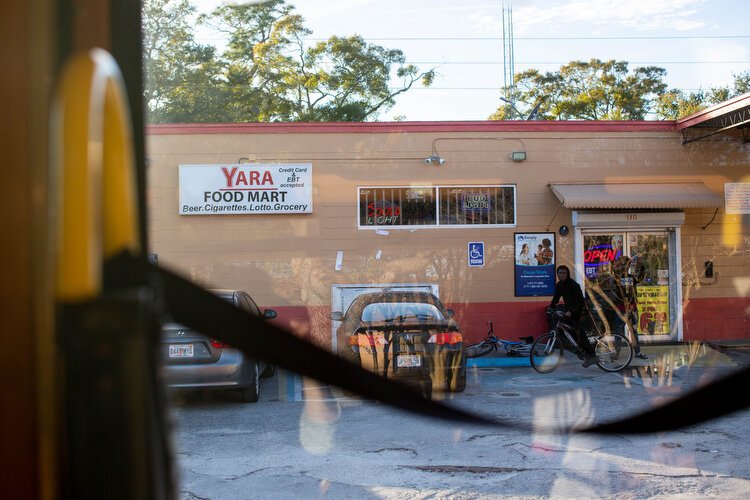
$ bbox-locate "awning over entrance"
[549,182,723,209]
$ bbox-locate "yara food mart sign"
[179,163,312,215]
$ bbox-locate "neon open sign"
[584,244,622,267]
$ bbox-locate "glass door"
[582,231,675,342]
[582,233,626,334]
[627,233,671,337]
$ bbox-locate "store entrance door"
[583,231,675,342]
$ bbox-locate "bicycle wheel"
[594,333,633,372]
[465,341,494,358]
[530,332,564,373]
[516,343,533,357]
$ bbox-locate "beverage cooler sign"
[179,164,313,215]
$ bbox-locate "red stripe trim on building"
[267,296,750,346]
[683,297,750,341]
[147,121,677,135]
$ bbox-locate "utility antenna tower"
[501,4,516,114]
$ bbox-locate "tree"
[655,90,706,120]
[290,35,434,121]
[491,57,750,121]
[489,59,668,121]
[142,0,433,123]
[142,0,225,123]
[732,71,750,95]
[656,71,750,119]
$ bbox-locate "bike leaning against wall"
[530,307,633,374]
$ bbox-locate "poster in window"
[514,233,556,296]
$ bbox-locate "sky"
[191,0,750,121]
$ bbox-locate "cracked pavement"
[170,345,750,499]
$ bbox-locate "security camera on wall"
[424,155,446,165]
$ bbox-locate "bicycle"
[530,308,633,373]
[465,321,534,358]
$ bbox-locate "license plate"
[397,354,421,368]
[169,344,194,358]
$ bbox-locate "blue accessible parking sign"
[468,242,484,267]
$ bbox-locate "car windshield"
[162,292,234,330]
[361,302,443,322]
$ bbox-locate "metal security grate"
[439,186,515,226]
[359,185,515,228]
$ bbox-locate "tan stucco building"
[146,104,750,348]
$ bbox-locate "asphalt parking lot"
[170,344,750,499]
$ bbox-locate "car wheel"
[451,371,466,393]
[418,378,433,399]
[448,355,467,393]
[240,360,260,403]
[261,364,275,378]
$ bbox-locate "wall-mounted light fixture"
[424,154,446,166]
[510,151,527,162]
[238,157,251,164]
[427,137,528,166]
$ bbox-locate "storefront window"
[358,187,436,226]
[358,185,516,228]
[438,186,515,226]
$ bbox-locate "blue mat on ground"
[467,356,531,367]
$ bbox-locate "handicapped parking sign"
[468,242,484,267]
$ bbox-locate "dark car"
[160,289,277,402]
[330,291,466,393]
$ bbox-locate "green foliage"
[142,0,433,123]
[489,57,750,121]
[142,0,225,123]
[490,59,668,121]
[656,71,750,119]
[732,71,750,95]
[487,106,512,121]
[655,90,704,120]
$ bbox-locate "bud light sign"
[461,193,490,212]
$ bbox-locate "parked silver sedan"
[160,289,277,402]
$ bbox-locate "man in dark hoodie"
[549,265,597,366]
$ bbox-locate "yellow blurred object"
[52,48,140,301]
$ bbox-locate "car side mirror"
[330,311,344,321]
[263,309,277,320]
[445,309,454,318]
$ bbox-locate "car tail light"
[210,338,226,348]
[428,332,463,345]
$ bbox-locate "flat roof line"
[146,121,677,135]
